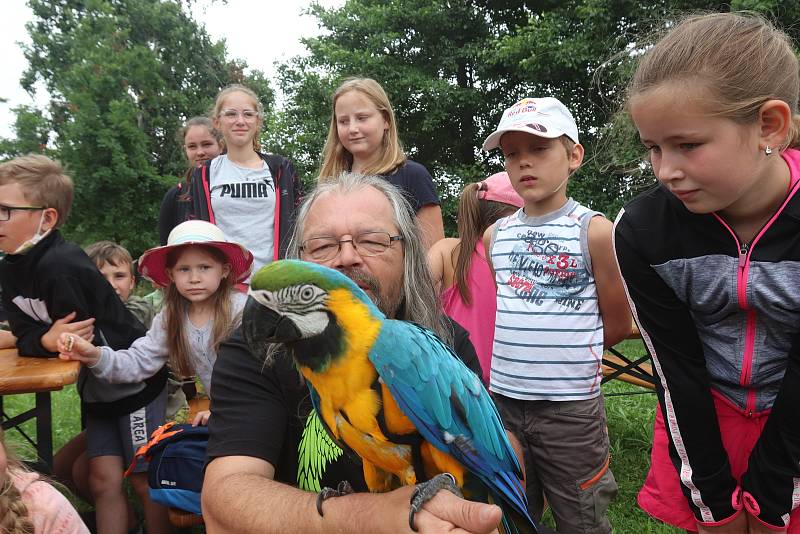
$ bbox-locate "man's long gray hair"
[287,172,452,345]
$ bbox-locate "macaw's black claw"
[409,473,462,532]
[315,480,354,516]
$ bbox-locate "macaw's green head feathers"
[250,260,355,294]
[244,260,376,372]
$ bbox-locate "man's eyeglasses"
[300,232,404,261]
[0,204,45,222]
[219,109,260,122]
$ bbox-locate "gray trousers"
[494,394,618,534]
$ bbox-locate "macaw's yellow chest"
[299,288,384,435]
[298,289,421,489]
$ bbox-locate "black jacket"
[0,230,167,416]
[158,154,302,260]
[614,166,800,529]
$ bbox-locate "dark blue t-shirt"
[382,160,439,213]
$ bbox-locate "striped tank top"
[489,199,604,401]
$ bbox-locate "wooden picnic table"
[0,348,81,472]
[601,323,655,390]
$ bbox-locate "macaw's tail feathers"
[490,493,538,534]
[484,470,537,534]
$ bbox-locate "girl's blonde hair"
[453,182,518,305]
[0,430,35,534]
[211,85,264,153]
[164,245,241,378]
[628,12,800,151]
[317,78,405,180]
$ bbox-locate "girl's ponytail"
[454,176,521,304]
[454,183,482,304]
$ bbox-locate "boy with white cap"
[482,97,631,533]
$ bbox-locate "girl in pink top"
[428,172,524,384]
[0,429,88,534]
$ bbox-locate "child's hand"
[192,410,211,427]
[41,311,95,353]
[0,329,16,349]
[57,332,101,365]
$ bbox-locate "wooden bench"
[0,348,81,472]
[167,397,210,529]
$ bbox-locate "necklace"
[224,154,267,184]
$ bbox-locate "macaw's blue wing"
[370,320,537,534]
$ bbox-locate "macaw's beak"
[243,296,302,363]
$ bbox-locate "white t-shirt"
[209,155,276,279]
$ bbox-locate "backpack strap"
[124,421,183,477]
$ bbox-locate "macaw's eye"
[300,287,315,301]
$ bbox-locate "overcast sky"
[0,0,343,137]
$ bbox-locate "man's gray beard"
[339,267,402,318]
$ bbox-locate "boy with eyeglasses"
[0,154,171,534]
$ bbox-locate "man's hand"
[40,311,95,353]
[418,487,502,534]
[361,485,501,534]
[57,331,101,365]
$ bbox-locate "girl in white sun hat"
[58,220,253,426]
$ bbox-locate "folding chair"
[601,324,655,390]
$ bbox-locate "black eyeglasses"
[300,232,404,261]
[0,204,45,222]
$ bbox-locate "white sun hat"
[138,220,254,287]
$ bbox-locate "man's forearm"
[202,470,500,534]
[203,471,409,534]
[203,471,322,534]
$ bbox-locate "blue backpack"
[126,422,208,515]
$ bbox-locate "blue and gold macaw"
[244,260,537,534]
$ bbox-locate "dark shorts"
[494,394,618,534]
[85,387,167,474]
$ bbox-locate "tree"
[488,0,800,217]
[19,0,274,256]
[0,105,51,159]
[266,0,510,230]
[269,0,799,232]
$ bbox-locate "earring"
[765,146,773,156]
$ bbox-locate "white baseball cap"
[482,97,579,151]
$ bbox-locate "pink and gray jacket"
[614,148,800,530]
[158,153,302,259]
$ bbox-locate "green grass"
[602,341,679,533]
[2,339,680,533]
[3,383,83,460]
